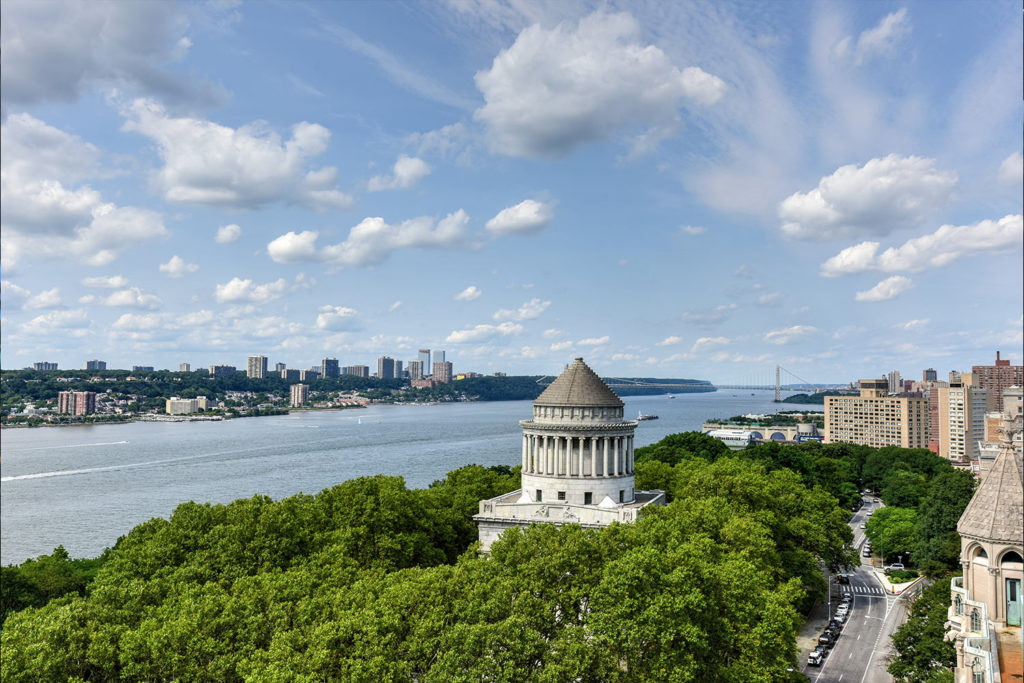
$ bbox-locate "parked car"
[808,650,824,667]
[835,606,849,617]
[818,632,833,647]
[833,612,847,624]
[829,618,844,631]
[860,522,867,528]
[884,563,906,571]
[862,548,872,557]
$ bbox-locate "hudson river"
[1,390,819,565]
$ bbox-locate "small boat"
[668,394,676,399]
[636,411,659,421]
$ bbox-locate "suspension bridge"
[537,365,820,402]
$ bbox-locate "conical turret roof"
[534,358,623,407]
[957,448,1023,545]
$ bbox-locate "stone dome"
[958,448,1023,545]
[535,358,623,407]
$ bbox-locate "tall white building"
[247,355,268,379]
[474,358,664,553]
[290,384,309,407]
[887,369,902,394]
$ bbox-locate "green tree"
[888,577,956,681]
[866,507,919,562]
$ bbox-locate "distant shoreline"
[0,404,366,430]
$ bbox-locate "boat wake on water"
[13,440,130,451]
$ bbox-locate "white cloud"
[834,8,910,65]
[266,210,471,267]
[683,303,738,326]
[214,277,290,304]
[821,215,1023,276]
[388,301,402,312]
[757,292,782,306]
[484,199,554,236]
[493,298,551,321]
[855,275,912,302]
[680,225,706,235]
[779,155,957,240]
[455,285,482,301]
[316,305,360,331]
[121,98,352,211]
[82,275,129,289]
[1,113,102,183]
[20,309,90,336]
[2,280,31,303]
[81,287,162,310]
[691,336,730,353]
[0,0,225,108]
[577,336,610,346]
[998,152,1024,186]
[899,319,929,331]
[656,335,683,346]
[445,322,523,343]
[764,325,818,345]
[473,11,725,157]
[542,328,564,339]
[24,287,62,310]
[550,341,573,351]
[216,224,242,244]
[367,155,431,191]
[159,255,199,278]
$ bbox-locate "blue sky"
[1,0,1021,383]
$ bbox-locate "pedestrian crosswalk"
[842,585,886,595]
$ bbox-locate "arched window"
[971,608,981,632]
[1002,550,1023,565]
[955,595,963,616]
[974,547,988,559]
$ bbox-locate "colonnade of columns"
[521,433,634,476]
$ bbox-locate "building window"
[619,490,624,503]
[584,492,593,505]
[971,608,981,632]
[536,489,542,502]
[955,595,963,616]
[557,491,566,501]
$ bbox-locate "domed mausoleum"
[474,358,665,552]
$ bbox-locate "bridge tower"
[775,365,781,402]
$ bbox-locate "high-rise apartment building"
[85,360,107,370]
[408,360,424,380]
[972,351,1023,411]
[180,363,191,372]
[209,365,237,378]
[824,379,928,448]
[923,368,937,382]
[377,356,396,380]
[290,384,309,407]
[433,361,453,384]
[275,362,287,372]
[300,369,320,382]
[344,365,369,378]
[321,358,340,378]
[886,370,902,394]
[435,350,445,364]
[33,362,58,371]
[937,377,993,462]
[927,381,949,454]
[247,355,268,379]
[132,366,155,372]
[58,391,97,416]
[281,369,300,381]
[395,360,403,378]
[418,349,431,375]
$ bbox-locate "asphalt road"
[804,497,919,683]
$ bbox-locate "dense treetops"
[1,433,970,681]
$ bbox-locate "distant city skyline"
[1,1,1021,383]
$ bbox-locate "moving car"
[837,574,850,584]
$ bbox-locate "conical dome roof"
[534,358,623,407]
[957,448,1023,545]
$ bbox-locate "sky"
[1,0,1021,384]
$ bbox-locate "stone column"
[590,437,597,477]
[989,567,1001,622]
[522,434,528,472]
[628,436,634,473]
[613,437,620,475]
[555,437,562,476]
[963,561,971,593]
[544,436,551,474]
[577,437,584,477]
[602,437,609,476]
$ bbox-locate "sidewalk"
[865,562,924,596]
[796,597,832,668]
